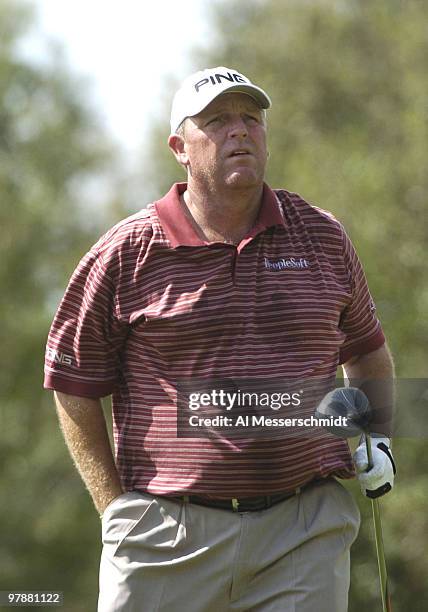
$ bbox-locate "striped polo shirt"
[44,182,385,497]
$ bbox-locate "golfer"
[44,67,396,611]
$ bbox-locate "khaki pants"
[98,479,360,612]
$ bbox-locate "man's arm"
[342,343,396,497]
[54,391,123,516]
[342,342,395,437]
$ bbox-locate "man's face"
[176,92,268,191]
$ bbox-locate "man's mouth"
[229,149,252,157]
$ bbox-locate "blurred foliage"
[1,0,427,611]
[143,0,428,610]
[0,0,119,609]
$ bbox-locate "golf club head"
[314,387,372,438]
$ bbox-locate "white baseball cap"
[170,66,272,134]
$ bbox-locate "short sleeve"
[338,230,385,364]
[44,249,127,398]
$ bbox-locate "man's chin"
[223,170,263,189]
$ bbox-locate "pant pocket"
[101,492,155,552]
[300,479,360,543]
[329,480,361,547]
[103,494,187,557]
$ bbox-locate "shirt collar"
[154,182,286,248]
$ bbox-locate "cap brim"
[213,84,271,109]
[170,81,271,134]
[190,84,271,118]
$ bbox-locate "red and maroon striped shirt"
[44,183,385,497]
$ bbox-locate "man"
[44,67,395,611]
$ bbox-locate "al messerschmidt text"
[188,415,348,428]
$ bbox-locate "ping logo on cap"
[194,71,248,93]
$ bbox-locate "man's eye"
[206,117,221,125]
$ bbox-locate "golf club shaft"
[365,434,392,612]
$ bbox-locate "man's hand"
[353,435,396,498]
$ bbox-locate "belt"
[166,481,320,513]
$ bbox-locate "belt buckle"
[231,498,239,511]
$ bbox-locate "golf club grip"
[365,433,374,471]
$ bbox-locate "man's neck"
[182,182,264,245]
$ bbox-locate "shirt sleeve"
[44,248,127,398]
[338,229,385,364]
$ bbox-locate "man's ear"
[168,134,188,167]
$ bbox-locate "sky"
[23,0,212,159]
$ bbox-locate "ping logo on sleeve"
[264,256,310,271]
[46,347,74,366]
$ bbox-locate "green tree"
[0,1,121,609]
[142,1,428,609]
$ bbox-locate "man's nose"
[228,116,248,138]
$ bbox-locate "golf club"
[315,387,392,612]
